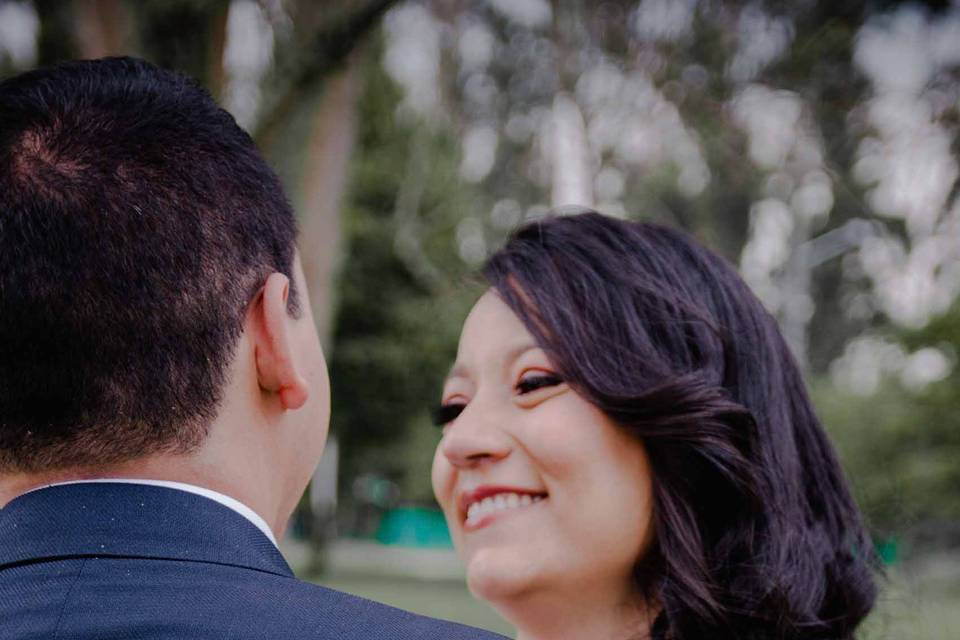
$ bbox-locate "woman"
[431,211,877,639]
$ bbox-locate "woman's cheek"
[430,449,455,510]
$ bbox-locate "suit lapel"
[0,483,293,578]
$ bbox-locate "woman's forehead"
[459,290,526,345]
[443,293,548,385]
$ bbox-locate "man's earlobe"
[253,272,309,410]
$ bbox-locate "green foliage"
[30,1,74,64]
[132,0,230,86]
[815,300,960,550]
[329,50,485,505]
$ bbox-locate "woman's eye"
[515,373,563,395]
[431,402,466,427]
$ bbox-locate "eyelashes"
[432,373,564,427]
[431,402,465,426]
[515,373,563,395]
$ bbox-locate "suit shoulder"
[17,555,506,640]
[277,577,506,639]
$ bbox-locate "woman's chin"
[464,548,546,606]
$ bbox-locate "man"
[0,57,501,639]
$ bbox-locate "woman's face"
[432,290,655,608]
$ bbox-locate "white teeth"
[464,492,545,524]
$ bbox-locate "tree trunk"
[73,0,129,59]
[297,55,360,349]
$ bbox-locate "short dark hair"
[483,212,877,639]
[0,57,299,472]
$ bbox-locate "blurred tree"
[334,0,959,544]
[73,0,133,60]
[817,299,960,551]
[378,0,960,372]
[329,47,485,511]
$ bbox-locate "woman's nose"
[439,403,511,469]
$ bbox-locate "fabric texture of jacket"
[0,482,504,639]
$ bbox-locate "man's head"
[0,57,329,520]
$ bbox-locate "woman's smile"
[459,486,549,531]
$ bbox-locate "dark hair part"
[483,211,877,639]
[0,57,299,472]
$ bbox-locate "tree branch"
[253,0,400,146]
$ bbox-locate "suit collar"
[26,478,279,547]
[0,482,293,577]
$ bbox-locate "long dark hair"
[483,211,877,639]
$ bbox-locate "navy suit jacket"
[0,483,504,639]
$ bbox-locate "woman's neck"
[499,584,656,640]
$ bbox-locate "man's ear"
[251,272,308,410]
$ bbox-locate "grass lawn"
[315,573,512,635]
[861,570,960,640]
[311,570,960,639]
